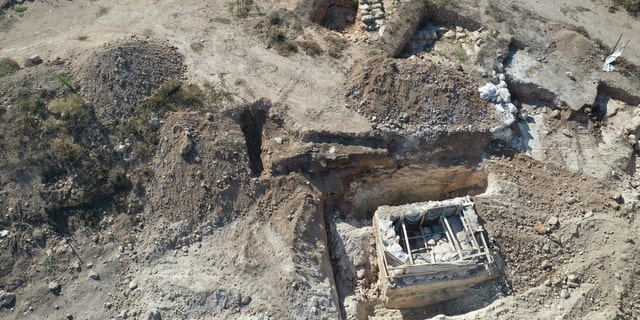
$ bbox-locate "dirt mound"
[477,154,623,293]
[346,56,496,133]
[76,40,185,125]
[549,28,602,67]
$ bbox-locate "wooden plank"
[401,222,414,265]
[384,250,406,267]
[442,216,464,260]
[479,232,493,263]
[459,208,482,254]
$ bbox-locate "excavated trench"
[322,163,495,319]
[294,129,503,319]
[239,105,268,177]
[397,6,483,58]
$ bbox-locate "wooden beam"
[401,222,415,265]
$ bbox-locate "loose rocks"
[48,281,61,292]
[534,224,548,235]
[148,309,161,320]
[78,41,185,125]
[88,272,100,280]
[0,290,16,308]
[179,134,194,156]
[129,280,138,290]
[32,230,44,241]
[359,0,385,31]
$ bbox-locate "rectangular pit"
[373,196,499,308]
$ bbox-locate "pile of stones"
[359,0,385,31]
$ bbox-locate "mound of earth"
[75,40,186,125]
[346,56,497,133]
[547,27,602,67]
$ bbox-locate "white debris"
[603,41,629,72]
[479,73,519,139]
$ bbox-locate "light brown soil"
[1,0,640,320]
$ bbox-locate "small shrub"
[13,6,27,13]
[14,91,47,117]
[111,79,208,164]
[256,9,307,57]
[211,17,230,24]
[0,58,20,77]
[131,143,157,163]
[43,256,58,272]
[267,11,282,26]
[207,82,235,105]
[593,38,611,54]
[324,35,348,58]
[190,42,204,52]
[611,0,640,15]
[233,0,259,18]
[571,26,589,38]
[77,35,89,41]
[454,44,468,62]
[48,94,87,119]
[298,40,323,56]
[266,27,287,44]
[137,79,181,114]
[96,6,110,17]
[575,5,591,12]
[43,117,64,135]
[274,41,298,57]
[51,137,84,163]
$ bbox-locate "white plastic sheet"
[603,41,629,72]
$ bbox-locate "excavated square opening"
[311,0,357,31]
[394,202,490,265]
[373,196,499,309]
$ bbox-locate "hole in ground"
[311,0,357,32]
[342,165,489,219]
[239,108,267,176]
[322,164,505,319]
[397,4,483,58]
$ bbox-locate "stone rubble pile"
[478,70,519,139]
[405,25,486,56]
[359,0,385,31]
[443,26,486,57]
[405,25,439,54]
[0,290,16,308]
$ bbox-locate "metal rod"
[611,33,623,55]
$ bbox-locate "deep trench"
[239,109,266,176]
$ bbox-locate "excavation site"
[0,0,640,319]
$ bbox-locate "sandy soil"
[1,0,640,319]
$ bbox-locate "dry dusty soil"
[0,0,640,319]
